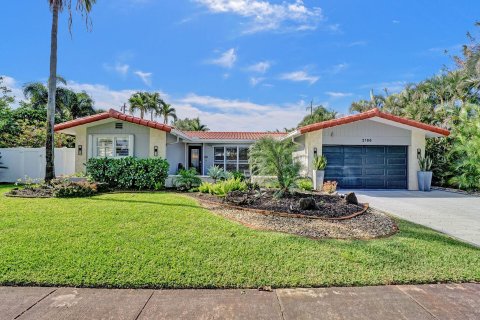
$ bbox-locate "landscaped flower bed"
[195,189,364,219]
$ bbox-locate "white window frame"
[213,145,249,172]
[88,134,134,158]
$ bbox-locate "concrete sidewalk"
[1,283,479,320]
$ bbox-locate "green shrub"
[296,178,313,191]
[230,170,246,181]
[53,181,98,198]
[86,157,169,190]
[175,168,202,191]
[198,181,214,193]
[198,178,247,196]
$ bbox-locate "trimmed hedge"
[86,157,169,190]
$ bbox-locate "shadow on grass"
[88,197,202,209]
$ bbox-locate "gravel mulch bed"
[195,190,363,219]
[6,186,54,198]
[197,198,398,240]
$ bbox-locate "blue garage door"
[323,145,408,189]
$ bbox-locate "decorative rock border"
[194,196,369,221]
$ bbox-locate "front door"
[188,146,202,174]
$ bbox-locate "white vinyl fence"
[0,148,75,183]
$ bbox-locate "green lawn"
[0,184,479,288]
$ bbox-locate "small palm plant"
[175,168,202,191]
[249,137,300,196]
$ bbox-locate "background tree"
[298,105,337,127]
[156,100,177,124]
[173,117,209,131]
[129,92,154,119]
[45,0,96,182]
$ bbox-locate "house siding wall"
[75,126,87,173]
[409,130,426,190]
[166,133,186,174]
[322,119,411,145]
[86,121,150,158]
[304,130,323,177]
[149,128,166,158]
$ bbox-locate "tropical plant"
[173,117,209,131]
[249,137,300,195]
[156,100,177,124]
[45,0,96,182]
[198,178,247,196]
[207,165,224,183]
[128,92,150,119]
[298,105,337,127]
[418,154,433,171]
[312,154,327,170]
[448,104,480,190]
[174,168,202,191]
[296,178,313,191]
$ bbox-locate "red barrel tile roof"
[298,108,450,136]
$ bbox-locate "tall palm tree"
[190,117,209,131]
[156,100,177,124]
[66,91,96,119]
[129,92,151,119]
[45,0,96,182]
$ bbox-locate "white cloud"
[3,75,307,131]
[134,70,153,86]
[392,20,400,24]
[325,91,352,98]
[195,0,323,33]
[331,63,349,74]
[247,61,271,73]
[250,77,265,86]
[208,48,237,68]
[103,63,130,77]
[360,81,407,94]
[1,75,24,105]
[279,70,319,84]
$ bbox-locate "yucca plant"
[313,155,327,170]
[418,154,432,171]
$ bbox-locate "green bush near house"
[296,178,313,191]
[198,178,248,196]
[174,168,202,191]
[86,157,169,190]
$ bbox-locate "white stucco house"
[54,108,450,190]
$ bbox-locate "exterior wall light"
[313,147,318,156]
[154,146,159,157]
[417,148,421,159]
[78,145,83,156]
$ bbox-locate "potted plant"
[312,154,327,191]
[417,154,433,191]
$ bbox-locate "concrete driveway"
[345,190,480,247]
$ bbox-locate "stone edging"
[432,186,480,197]
[194,196,369,221]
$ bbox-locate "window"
[213,146,250,173]
[91,135,133,158]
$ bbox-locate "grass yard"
[0,184,479,288]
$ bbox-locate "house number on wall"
[362,138,373,142]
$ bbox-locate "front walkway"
[344,190,480,247]
[2,284,479,319]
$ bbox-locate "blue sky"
[1,0,478,130]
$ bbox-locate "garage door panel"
[365,157,386,165]
[323,145,407,189]
[365,168,385,176]
[387,146,407,154]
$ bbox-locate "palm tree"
[156,100,177,124]
[298,105,337,127]
[128,92,150,119]
[190,117,209,131]
[45,0,96,182]
[66,91,96,119]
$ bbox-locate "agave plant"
[207,165,225,183]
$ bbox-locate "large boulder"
[299,197,316,210]
[345,192,358,205]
